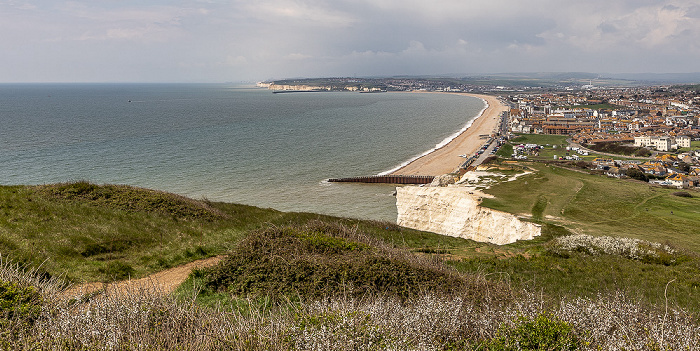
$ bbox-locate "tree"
[626,168,648,182]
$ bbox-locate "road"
[470,109,510,168]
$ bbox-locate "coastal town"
[261,77,700,189]
[505,85,700,188]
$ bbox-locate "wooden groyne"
[328,175,435,184]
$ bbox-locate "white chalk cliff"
[396,186,541,245]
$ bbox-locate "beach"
[391,93,508,176]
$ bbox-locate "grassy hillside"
[0,182,415,282]
[480,162,700,252]
[2,179,700,349]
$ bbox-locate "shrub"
[626,168,649,182]
[98,261,136,281]
[482,313,584,350]
[585,142,650,157]
[548,234,677,264]
[0,280,43,327]
[285,309,390,350]
[672,191,692,198]
[203,221,478,301]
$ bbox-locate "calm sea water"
[0,84,484,222]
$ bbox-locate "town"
[261,76,700,189]
[506,84,700,188]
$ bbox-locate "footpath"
[62,256,224,299]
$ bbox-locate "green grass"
[480,163,700,251]
[507,133,653,162]
[454,249,700,311]
[0,182,455,283]
[0,183,368,282]
[3,177,700,316]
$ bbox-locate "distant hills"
[269,72,700,89]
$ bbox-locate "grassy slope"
[0,182,437,283]
[481,162,700,252]
[2,173,700,312]
[468,161,700,311]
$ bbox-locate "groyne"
[328,175,434,184]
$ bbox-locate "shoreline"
[388,93,508,176]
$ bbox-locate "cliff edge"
[396,186,541,245]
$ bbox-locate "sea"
[0,83,485,222]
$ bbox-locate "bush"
[585,142,650,157]
[482,313,584,350]
[548,234,677,264]
[203,221,478,301]
[98,261,136,281]
[672,191,693,198]
[626,168,649,182]
[0,280,43,327]
[285,309,390,350]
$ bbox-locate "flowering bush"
[548,234,678,265]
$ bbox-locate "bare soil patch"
[62,256,223,299]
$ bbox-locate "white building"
[656,137,672,151]
[675,135,691,148]
[634,135,672,151]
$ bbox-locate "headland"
[389,93,508,176]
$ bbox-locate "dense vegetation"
[201,221,485,301]
[0,173,699,348]
[584,142,652,157]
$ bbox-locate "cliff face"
[396,186,541,245]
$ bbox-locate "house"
[656,154,679,163]
[666,174,691,188]
[688,176,700,187]
[640,161,668,176]
[592,158,616,169]
[605,166,624,178]
[634,135,672,151]
[656,137,672,151]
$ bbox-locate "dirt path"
[62,256,224,299]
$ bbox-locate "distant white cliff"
[396,186,541,245]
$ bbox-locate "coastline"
[388,93,508,176]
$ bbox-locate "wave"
[377,96,488,176]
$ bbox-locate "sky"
[1,0,699,83]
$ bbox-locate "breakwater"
[328,175,434,184]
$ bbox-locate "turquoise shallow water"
[0,84,484,222]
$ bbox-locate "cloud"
[1,0,699,82]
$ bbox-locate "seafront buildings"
[506,86,700,188]
[507,85,699,145]
[261,77,700,187]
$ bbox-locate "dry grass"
[5,286,700,350]
[2,251,700,350]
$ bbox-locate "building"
[666,174,691,188]
[634,135,672,151]
[676,135,691,148]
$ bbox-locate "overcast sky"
[2,0,699,83]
